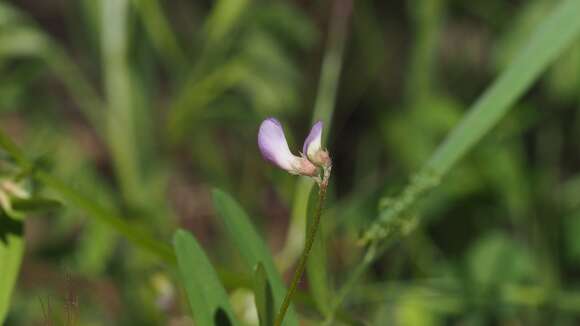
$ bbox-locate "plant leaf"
[426,0,580,175]
[212,189,298,326]
[253,263,274,326]
[0,216,24,324]
[173,229,239,326]
[365,0,580,242]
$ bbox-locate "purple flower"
[258,118,317,176]
[303,121,323,160]
[303,121,331,168]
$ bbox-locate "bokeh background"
[2,0,580,325]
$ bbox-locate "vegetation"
[1,0,580,325]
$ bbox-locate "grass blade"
[131,0,187,68]
[426,0,580,175]
[37,172,175,264]
[101,0,142,206]
[253,263,275,326]
[212,189,298,326]
[365,0,580,242]
[173,229,239,326]
[0,217,23,324]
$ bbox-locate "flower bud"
[303,121,331,168]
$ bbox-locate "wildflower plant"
[258,118,331,325]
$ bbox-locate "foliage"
[1,0,580,325]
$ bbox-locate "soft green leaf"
[0,216,23,324]
[212,189,298,326]
[426,0,580,175]
[0,27,49,58]
[366,0,580,241]
[101,0,143,207]
[204,0,250,44]
[253,263,274,326]
[173,229,239,326]
[467,231,537,294]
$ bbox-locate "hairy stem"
[274,181,328,326]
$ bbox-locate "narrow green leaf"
[426,0,580,175]
[131,0,187,67]
[212,189,298,326]
[305,188,331,315]
[253,263,274,326]
[365,0,580,242]
[101,0,143,207]
[204,0,250,44]
[36,172,175,264]
[173,229,239,326]
[0,216,23,324]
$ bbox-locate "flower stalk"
[274,168,330,326]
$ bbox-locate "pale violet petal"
[258,118,300,171]
[303,121,323,158]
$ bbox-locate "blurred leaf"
[547,42,580,101]
[0,3,23,25]
[0,26,48,58]
[493,0,554,70]
[205,0,250,45]
[366,0,580,242]
[173,229,239,326]
[252,3,317,50]
[393,288,441,326]
[564,211,580,265]
[253,263,274,326]
[494,0,580,102]
[131,0,187,67]
[168,59,245,142]
[467,232,536,293]
[11,197,61,212]
[239,29,300,114]
[0,127,175,264]
[37,171,176,263]
[305,187,331,316]
[212,189,298,326]
[101,0,144,207]
[0,215,23,324]
[427,0,580,175]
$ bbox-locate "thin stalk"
[274,183,328,326]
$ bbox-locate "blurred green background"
[1,0,580,325]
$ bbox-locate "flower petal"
[303,121,323,158]
[258,118,300,171]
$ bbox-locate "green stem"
[274,183,328,326]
